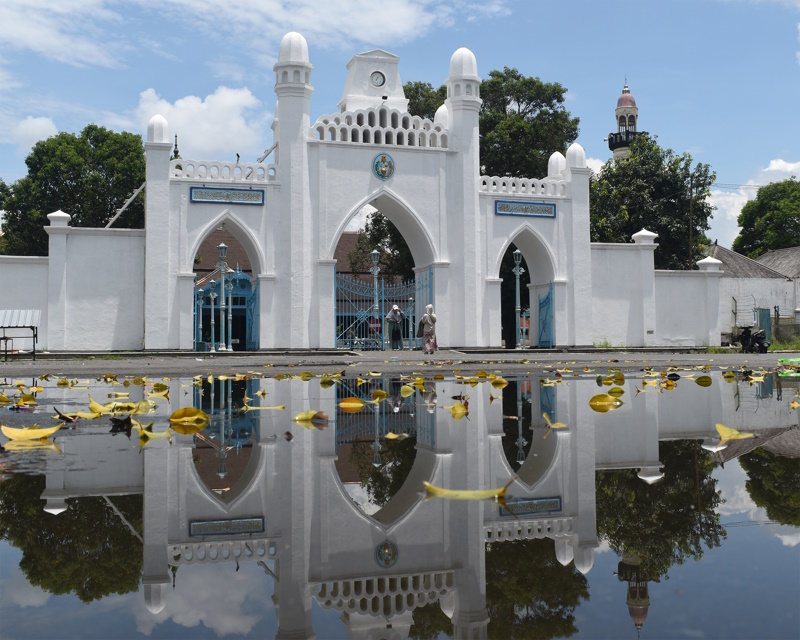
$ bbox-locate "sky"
[0,0,798,250]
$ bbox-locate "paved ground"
[0,347,791,378]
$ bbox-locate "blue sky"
[0,0,798,250]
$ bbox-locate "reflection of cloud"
[594,539,612,555]
[133,562,274,636]
[777,532,800,547]
[344,482,381,516]
[2,565,51,608]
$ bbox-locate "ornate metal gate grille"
[335,267,433,351]
[538,281,553,348]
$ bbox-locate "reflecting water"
[1,368,798,639]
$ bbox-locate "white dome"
[554,538,574,566]
[278,32,309,64]
[573,545,595,574]
[548,151,566,177]
[566,142,586,169]
[144,583,166,614]
[434,103,449,128]
[147,114,169,144]
[449,47,478,78]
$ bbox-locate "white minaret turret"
[444,47,482,348]
[272,32,315,347]
[609,81,639,161]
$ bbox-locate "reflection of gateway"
[194,267,258,351]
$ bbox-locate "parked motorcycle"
[738,325,769,353]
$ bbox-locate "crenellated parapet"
[312,106,448,148]
[169,159,277,183]
[479,175,568,197]
[484,516,574,542]
[167,538,277,566]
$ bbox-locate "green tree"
[1,124,146,256]
[404,81,447,120]
[349,436,418,508]
[410,601,453,639]
[347,209,415,280]
[486,538,590,639]
[739,447,800,526]
[590,134,716,270]
[595,440,724,580]
[0,474,143,602]
[480,67,580,179]
[732,177,800,258]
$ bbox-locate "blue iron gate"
[194,267,258,351]
[538,282,553,348]
[755,308,771,342]
[335,267,433,350]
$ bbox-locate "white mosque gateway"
[1,32,723,351]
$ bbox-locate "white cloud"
[11,116,58,152]
[132,87,271,163]
[1,566,51,608]
[777,532,800,546]
[586,156,606,176]
[707,158,800,249]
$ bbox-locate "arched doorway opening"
[193,227,258,351]
[499,229,556,349]
[331,195,436,351]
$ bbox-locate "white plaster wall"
[718,277,795,334]
[62,229,145,350]
[0,256,49,351]
[590,245,645,347]
[655,271,719,346]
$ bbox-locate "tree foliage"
[0,474,143,602]
[732,177,800,258]
[738,447,800,526]
[1,124,146,256]
[590,134,716,270]
[480,67,579,179]
[404,81,447,121]
[595,440,724,580]
[486,538,590,639]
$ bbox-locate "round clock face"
[370,71,385,87]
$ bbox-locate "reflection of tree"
[486,538,589,639]
[596,440,724,580]
[0,474,143,602]
[739,448,800,526]
[349,438,417,508]
[410,601,452,640]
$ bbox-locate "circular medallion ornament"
[372,153,395,180]
[375,540,399,568]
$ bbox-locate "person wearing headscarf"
[421,304,437,354]
[385,304,404,350]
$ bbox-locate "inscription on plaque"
[189,517,265,536]
[495,200,556,218]
[190,186,264,205]
[499,497,562,517]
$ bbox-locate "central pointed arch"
[327,188,437,268]
[188,209,266,276]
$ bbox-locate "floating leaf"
[716,423,754,445]
[385,432,410,440]
[108,392,130,398]
[589,394,623,413]
[371,389,388,401]
[447,402,468,420]
[423,476,515,506]
[319,377,336,388]
[607,386,625,397]
[400,385,416,398]
[433,374,444,380]
[88,394,113,415]
[339,397,366,413]
[3,439,62,453]
[0,393,10,404]
[543,412,567,429]
[722,371,736,383]
[491,377,508,389]
[240,404,286,412]
[138,423,171,447]
[695,376,713,387]
[169,407,210,431]
[1,424,62,441]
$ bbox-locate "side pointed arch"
[327,188,437,268]
[494,223,557,282]
[188,209,266,275]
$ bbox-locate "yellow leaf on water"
[589,394,623,413]
[543,412,567,429]
[385,432,410,440]
[491,377,508,389]
[449,402,468,420]
[169,407,210,426]
[152,382,169,393]
[433,374,444,380]
[695,376,713,387]
[1,424,62,441]
[0,393,10,404]
[716,423,754,445]
[423,476,516,505]
[368,371,382,377]
[88,394,112,415]
[339,397,366,413]
[608,386,625,397]
[319,377,336,388]
[371,389,388,401]
[400,385,416,397]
